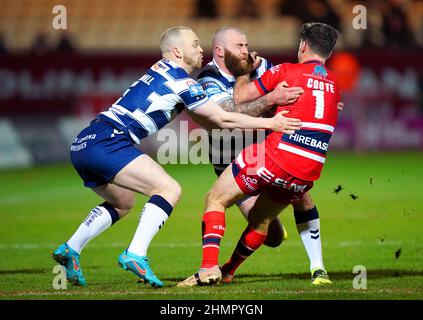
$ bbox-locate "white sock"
[296,218,324,271]
[67,204,119,254]
[127,196,172,257]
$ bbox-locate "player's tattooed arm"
[233,74,259,105]
[218,96,274,117]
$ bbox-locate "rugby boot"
[118,250,164,288]
[311,268,332,285]
[177,265,222,287]
[52,243,87,286]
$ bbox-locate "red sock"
[201,211,225,269]
[222,225,266,276]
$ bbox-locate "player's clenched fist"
[248,51,262,71]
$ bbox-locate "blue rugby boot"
[118,250,164,288]
[52,243,87,286]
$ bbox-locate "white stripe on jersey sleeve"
[145,92,183,114]
[152,65,194,95]
[186,97,209,111]
[158,73,208,110]
[166,78,197,95]
[151,69,208,111]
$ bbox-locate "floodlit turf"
[0,151,422,300]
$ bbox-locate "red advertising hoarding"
[1,51,422,150]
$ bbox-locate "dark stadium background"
[1,0,422,165]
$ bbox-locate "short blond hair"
[160,26,193,54]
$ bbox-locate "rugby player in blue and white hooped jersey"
[52,26,302,288]
[193,27,335,285]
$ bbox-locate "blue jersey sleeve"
[176,79,209,111]
[198,77,231,103]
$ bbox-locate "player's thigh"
[206,164,246,209]
[112,154,181,205]
[291,191,315,211]
[237,195,259,219]
[248,191,287,229]
[92,183,135,213]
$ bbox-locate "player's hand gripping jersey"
[254,60,341,181]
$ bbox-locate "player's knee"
[171,181,182,204]
[155,180,182,206]
[205,189,220,207]
[205,190,213,204]
[292,193,315,211]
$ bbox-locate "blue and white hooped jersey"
[197,58,272,104]
[99,59,208,144]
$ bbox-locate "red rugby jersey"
[253,60,341,181]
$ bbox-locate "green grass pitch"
[0,151,422,300]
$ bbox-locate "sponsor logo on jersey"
[269,65,281,74]
[257,167,275,183]
[312,65,328,78]
[272,178,308,192]
[203,81,222,96]
[282,130,331,155]
[154,61,170,71]
[240,174,258,191]
[212,225,225,231]
[187,83,206,97]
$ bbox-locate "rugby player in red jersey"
[179,22,340,287]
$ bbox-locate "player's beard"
[224,49,254,77]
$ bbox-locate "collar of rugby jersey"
[302,59,325,65]
[161,58,184,69]
[212,59,236,82]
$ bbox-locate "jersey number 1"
[312,90,324,119]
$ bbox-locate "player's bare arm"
[218,94,277,117]
[234,75,304,106]
[188,100,302,133]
